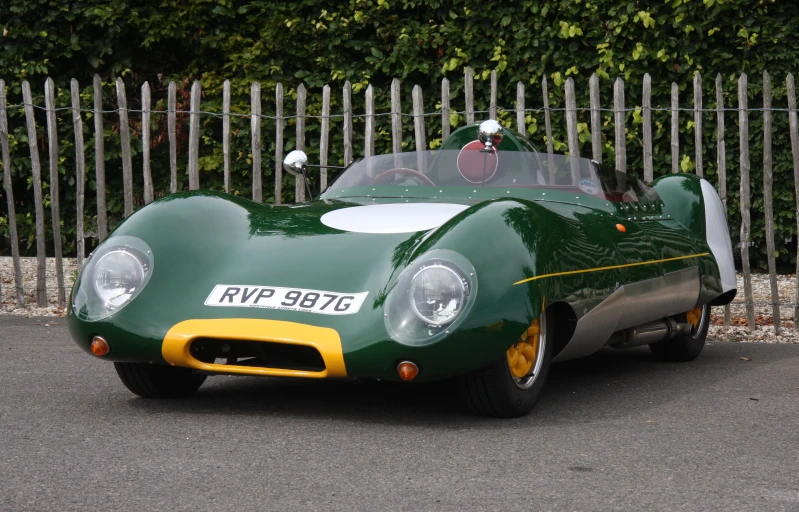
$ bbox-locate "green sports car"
[68,121,736,417]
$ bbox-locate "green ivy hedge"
[1,0,798,271]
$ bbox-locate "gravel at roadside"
[2,256,797,344]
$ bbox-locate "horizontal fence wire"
[3,103,798,121]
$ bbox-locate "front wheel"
[649,304,711,362]
[459,310,553,417]
[114,362,206,398]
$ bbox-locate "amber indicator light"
[397,361,419,381]
[90,336,110,356]
[616,223,627,233]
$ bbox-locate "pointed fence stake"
[116,78,134,215]
[251,82,263,202]
[465,67,475,125]
[274,83,284,204]
[321,84,331,190]
[694,73,703,178]
[738,73,755,331]
[141,81,153,204]
[671,83,679,174]
[516,82,525,136]
[93,75,108,240]
[787,73,799,332]
[762,71,779,332]
[22,81,47,306]
[614,77,626,173]
[71,79,87,267]
[44,78,65,307]
[716,73,730,329]
[188,80,201,190]
[643,74,653,182]
[441,78,451,141]
[0,79,24,307]
[167,81,178,194]
[222,80,231,194]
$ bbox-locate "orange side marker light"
[616,223,627,233]
[90,336,110,356]
[397,361,419,382]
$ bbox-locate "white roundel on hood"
[320,203,469,234]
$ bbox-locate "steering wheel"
[372,168,436,186]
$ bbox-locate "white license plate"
[204,285,369,316]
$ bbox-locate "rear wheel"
[114,362,206,398]
[649,304,710,362]
[460,310,553,417]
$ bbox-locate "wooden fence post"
[516,82,525,136]
[762,71,780,332]
[671,83,679,174]
[116,78,134,216]
[614,77,626,173]
[295,83,306,202]
[44,78,65,307]
[694,72,703,178]
[716,73,730,328]
[787,73,799,332]
[542,76,555,180]
[442,78,450,141]
[465,67,475,124]
[564,78,580,182]
[489,70,498,120]
[141,81,153,204]
[188,80,201,190]
[738,73,755,331]
[343,81,352,166]
[93,75,108,240]
[251,82,262,202]
[589,73,602,163]
[364,84,374,160]
[0,79,24,307]
[21,81,47,306]
[643,73,653,182]
[70,79,87,267]
[321,84,331,190]
[167,81,177,194]
[222,80,231,194]
[274,83,284,204]
[413,84,426,172]
[391,78,402,154]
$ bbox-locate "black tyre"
[460,310,553,418]
[649,304,711,362]
[114,362,206,398]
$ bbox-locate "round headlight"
[409,263,468,326]
[384,250,477,346]
[71,235,153,321]
[94,249,146,306]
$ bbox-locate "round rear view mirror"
[283,150,308,176]
[477,120,504,149]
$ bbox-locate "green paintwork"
[68,124,729,383]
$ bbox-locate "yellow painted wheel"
[506,315,545,389]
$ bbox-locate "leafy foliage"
[1,0,798,270]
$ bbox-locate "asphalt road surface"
[1,316,798,512]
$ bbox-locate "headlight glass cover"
[384,249,477,346]
[72,236,153,321]
[409,264,467,326]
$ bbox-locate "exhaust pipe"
[609,318,693,349]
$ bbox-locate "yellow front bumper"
[161,318,347,378]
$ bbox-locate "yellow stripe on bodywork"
[513,253,710,286]
[162,318,347,378]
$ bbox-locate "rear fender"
[653,174,736,301]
